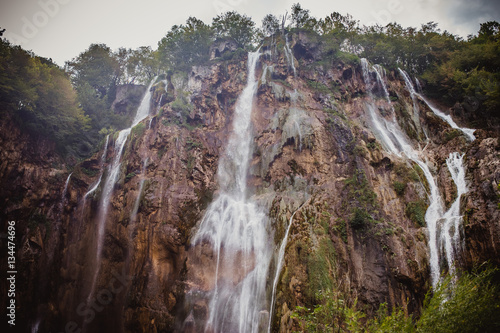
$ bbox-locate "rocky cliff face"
[1,32,499,333]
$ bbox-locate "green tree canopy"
[212,11,256,49]
[0,39,90,156]
[157,17,213,71]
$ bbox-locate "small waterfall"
[440,152,468,275]
[130,157,149,223]
[61,173,72,202]
[373,65,393,111]
[418,94,476,141]
[362,59,446,286]
[267,205,303,332]
[84,135,110,200]
[86,78,155,303]
[284,34,297,77]
[399,69,475,141]
[189,52,272,333]
[415,77,423,93]
[31,318,41,333]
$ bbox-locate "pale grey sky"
[1,0,499,66]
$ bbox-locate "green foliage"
[350,208,371,230]
[212,11,256,49]
[334,218,348,243]
[125,172,136,182]
[417,266,500,333]
[118,46,158,85]
[405,200,428,227]
[306,79,331,95]
[292,266,500,332]
[131,122,146,138]
[366,303,415,333]
[0,39,91,157]
[289,3,317,30]
[81,167,98,177]
[261,14,280,37]
[392,181,406,196]
[443,129,462,142]
[185,137,202,150]
[292,290,365,333]
[157,17,213,72]
[307,238,337,298]
[343,169,378,209]
[171,95,192,115]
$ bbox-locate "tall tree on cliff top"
[212,11,256,49]
[158,17,213,71]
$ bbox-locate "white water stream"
[362,59,470,286]
[399,69,475,141]
[87,78,155,303]
[190,52,272,333]
[83,135,110,200]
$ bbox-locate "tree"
[212,11,256,49]
[65,43,119,98]
[0,39,90,156]
[158,17,213,71]
[261,14,280,37]
[289,3,316,30]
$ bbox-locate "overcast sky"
[1,0,499,66]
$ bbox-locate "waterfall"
[130,157,148,223]
[284,34,297,77]
[190,52,272,333]
[83,135,110,200]
[399,69,475,141]
[440,152,468,276]
[373,65,394,111]
[267,205,303,332]
[86,78,155,303]
[61,173,72,202]
[362,59,446,286]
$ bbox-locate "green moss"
[158,147,166,159]
[334,218,348,243]
[125,172,136,182]
[306,79,331,95]
[306,237,336,301]
[444,128,462,142]
[185,137,202,150]
[343,169,378,209]
[131,122,146,138]
[81,167,98,177]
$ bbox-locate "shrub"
[393,181,406,196]
[417,266,500,333]
[350,208,370,229]
[405,200,427,227]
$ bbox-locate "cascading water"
[267,204,305,332]
[284,34,297,77]
[130,157,148,223]
[86,78,155,303]
[83,135,110,200]
[399,69,475,141]
[440,152,468,276]
[361,59,471,286]
[61,173,72,203]
[189,52,272,333]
